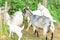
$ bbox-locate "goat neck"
[26,9,33,16]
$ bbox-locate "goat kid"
[8,24,24,40]
[37,3,56,22]
[26,4,56,31]
[24,7,55,40]
[1,2,23,26]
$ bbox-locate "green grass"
[0,0,60,21]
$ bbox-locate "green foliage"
[47,0,60,21]
[0,0,60,21]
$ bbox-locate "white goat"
[37,3,56,22]
[7,19,24,40]
[26,3,55,31]
[9,25,24,40]
[1,2,23,26]
[8,22,24,40]
[1,9,23,26]
[1,2,24,40]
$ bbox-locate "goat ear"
[5,1,8,9]
[27,6,29,9]
[25,6,30,9]
[38,3,41,6]
[5,1,10,11]
[38,3,41,8]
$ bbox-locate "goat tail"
[20,25,24,31]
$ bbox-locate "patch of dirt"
[53,22,60,40]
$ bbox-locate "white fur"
[1,9,23,26]
[9,24,24,40]
[1,1,23,26]
[12,11,23,26]
[1,2,24,40]
[37,3,56,22]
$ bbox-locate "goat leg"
[51,33,53,40]
[34,30,39,37]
